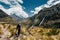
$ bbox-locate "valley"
[0,2,60,40]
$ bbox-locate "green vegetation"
[46,28,59,36]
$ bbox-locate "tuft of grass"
[46,28,59,36]
[0,27,2,35]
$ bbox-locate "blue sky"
[0,0,48,17]
[21,0,47,16]
[0,0,60,18]
[0,1,10,9]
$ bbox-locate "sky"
[21,0,47,16]
[0,0,60,18]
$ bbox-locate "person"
[16,24,21,37]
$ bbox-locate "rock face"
[28,3,60,28]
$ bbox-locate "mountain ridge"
[25,3,60,28]
[0,9,18,23]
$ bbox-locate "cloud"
[47,0,60,6]
[17,0,23,4]
[0,0,29,18]
[31,5,44,14]
[32,0,60,14]
[8,7,28,18]
[30,10,34,13]
[0,0,23,4]
[0,0,10,4]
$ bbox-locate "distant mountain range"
[10,13,25,21]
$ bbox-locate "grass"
[0,27,2,35]
[46,28,59,36]
[0,23,60,40]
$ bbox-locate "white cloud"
[47,0,60,6]
[30,10,34,13]
[32,0,60,14]
[31,5,44,14]
[0,0,23,4]
[0,0,10,4]
[0,0,29,18]
[17,0,23,4]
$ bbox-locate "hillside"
[0,9,18,23]
[26,3,60,28]
[0,9,11,18]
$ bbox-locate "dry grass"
[0,23,60,40]
[20,26,60,40]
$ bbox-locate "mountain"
[10,13,25,21]
[0,0,60,20]
[27,3,60,28]
[0,9,11,18]
[0,9,17,23]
